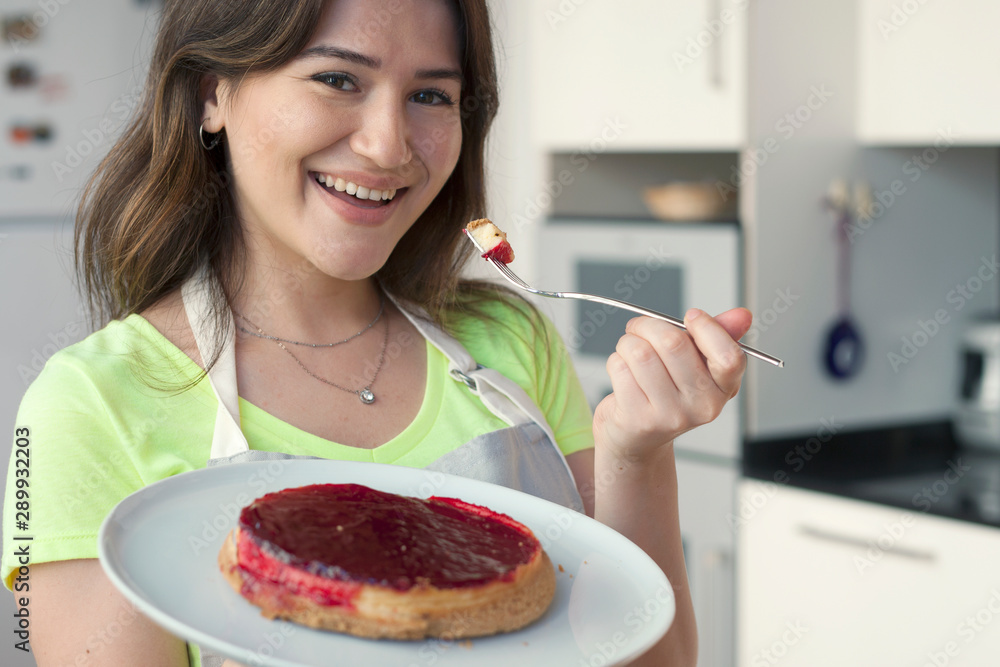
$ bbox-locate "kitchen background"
[2,0,999,665]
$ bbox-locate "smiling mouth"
[311,172,407,209]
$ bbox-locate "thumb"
[714,307,753,341]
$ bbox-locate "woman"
[2,0,750,665]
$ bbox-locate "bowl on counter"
[642,181,737,222]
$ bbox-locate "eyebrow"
[297,45,463,83]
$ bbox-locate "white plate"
[98,460,673,666]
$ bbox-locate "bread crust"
[219,528,556,640]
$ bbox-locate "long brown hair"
[76,0,503,360]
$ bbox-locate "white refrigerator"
[1,1,158,664]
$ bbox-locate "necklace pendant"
[359,389,375,404]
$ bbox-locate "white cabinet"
[677,457,738,667]
[858,0,1000,144]
[737,482,1000,666]
[527,0,746,151]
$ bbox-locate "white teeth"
[315,173,399,201]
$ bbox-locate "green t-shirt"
[2,300,593,590]
[3,299,594,665]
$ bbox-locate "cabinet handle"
[798,525,936,562]
[708,0,723,89]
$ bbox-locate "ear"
[199,74,226,132]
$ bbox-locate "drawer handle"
[798,525,936,562]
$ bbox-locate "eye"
[313,72,359,91]
[410,89,456,107]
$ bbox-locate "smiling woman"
[199,0,465,289]
[0,0,742,665]
[76,0,497,341]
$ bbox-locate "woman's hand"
[593,307,752,461]
[581,306,751,667]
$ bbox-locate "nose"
[349,93,412,170]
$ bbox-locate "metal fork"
[464,230,784,368]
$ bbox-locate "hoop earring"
[199,122,221,151]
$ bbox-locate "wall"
[742,0,999,437]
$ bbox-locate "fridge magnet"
[39,74,70,103]
[6,62,38,89]
[8,121,54,145]
[1,14,39,44]
[0,164,33,181]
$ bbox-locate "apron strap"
[180,267,250,461]
[390,296,578,489]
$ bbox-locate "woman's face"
[204,0,463,282]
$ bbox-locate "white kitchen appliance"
[535,219,742,667]
[955,317,1000,450]
[1,3,158,666]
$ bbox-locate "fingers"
[624,311,745,400]
[714,307,754,340]
[599,311,749,455]
[610,331,680,410]
[682,308,747,397]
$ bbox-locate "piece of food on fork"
[466,218,515,264]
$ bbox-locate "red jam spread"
[483,239,514,264]
[238,484,539,599]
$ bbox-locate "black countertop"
[743,420,1000,529]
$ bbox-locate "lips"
[310,172,407,209]
[309,171,409,224]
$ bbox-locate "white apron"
[179,270,585,666]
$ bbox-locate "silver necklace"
[238,312,390,405]
[235,294,384,347]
